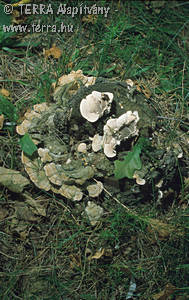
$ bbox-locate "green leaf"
[102,64,117,75]
[0,95,18,122]
[132,66,151,77]
[114,142,143,180]
[19,133,37,156]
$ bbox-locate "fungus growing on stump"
[85,201,104,225]
[80,91,113,122]
[87,181,103,198]
[90,111,139,158]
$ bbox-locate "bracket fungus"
[57,69,96,88]
[85,201,104,225]
[91,134,103,152]
[90,111,139,158]
[80,91,113,122]
[77,142,87,153]
[16,103,48,136]
[87,180,103,198]
[38,148,52,163]
[16,73,153,201]
[16,70,186,214]
[21,152,51,191]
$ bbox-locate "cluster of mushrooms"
[16,70,142,225]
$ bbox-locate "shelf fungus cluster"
[16,71,109,220]
[20,143,105,202]
[90,111,139,158]
[17,70,164,224]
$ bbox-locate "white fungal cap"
[133,171,146,185]
[77,142,87,153]
[102,111,140,158]
[80,91,113,122]
[91,134,103,152]
[103,137,118,158]
[105,111,139,134]
[117,111,138,128]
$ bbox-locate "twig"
[93,178,139,218]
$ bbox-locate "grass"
[0,0,189,299]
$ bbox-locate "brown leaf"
[82,15,97,24]
[26,198,46,217]
[15,203,39,222]
[147,218,177,240]
[0,167,29,193]
[134,81,152,98]
[0,208,8,221]
[0,114,5,130]
[19,230,29,241]
[69,254,81,269]
[12,9,26,24]
[91,248,105,259]
[24,194,47,217]
[0,88,10,97]
[152,283,177,300]
[44,45,62,59]
[88,248,113,261]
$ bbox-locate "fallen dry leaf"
[134,81,152,98]
[0,208,9,221]
[15,202,39,222]
[12,0,31,7]
[152,283,177,300]
[0,167,29,193]
[69,253,81,269]
[147,218,184,241]
[82,14,97,24]
[44,45,62,59]
[88,248,112,260]
[19,230,29,241]
[24,193,47,217]
[0,114,5,129]
[0,88,10,97]
[147,218,174,240]
[12,8,26,24]
[91,248,105,259]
